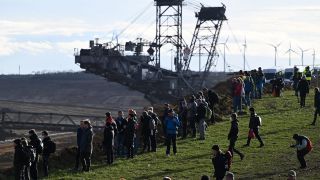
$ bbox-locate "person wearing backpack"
[42,131,55,177]
[245,107,264,147]
[13,139,25,180]
[28,129,43,180]
[80,120,94,172]
[311,88,320,125]
[290,134,313,169]
[211,145,228,180]
[164,109,181,156]
[228,113,244,160]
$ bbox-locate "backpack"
[22,146,36,166]
[47,140,56,154]
[305,137,313,152]
[205,106,212,120]
[149,118,156,130]
[224,151,233,171]
[255,116,262,126]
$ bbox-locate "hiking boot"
[259,143,265,148]
[240,154,245,160]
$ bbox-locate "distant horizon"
[1,0,319,74]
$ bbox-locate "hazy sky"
[0,0,319,74]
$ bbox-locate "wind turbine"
[285,42,297,66]
[267,42,281,67]
[219,36,229,72]
[312,49,316,68]
[243,38,247,71]
[298,47,310,66]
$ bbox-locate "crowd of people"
[12,66,317,180]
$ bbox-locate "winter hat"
[28,129,36,135]
[211,144,220,151]
[105,112,111,117]
[293,134,299,139]
[249,107,255,112]
[231,113,237,119]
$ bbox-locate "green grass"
[48,91,320,180]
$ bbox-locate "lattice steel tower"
[154,0,184,71]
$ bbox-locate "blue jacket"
[164,116,181,135]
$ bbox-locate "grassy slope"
[48,91,320,180]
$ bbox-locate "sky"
[0,0,319,74]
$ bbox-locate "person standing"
[80,120,93,172]
[140,111,152,152]
[115,111,126,156]
[245,107,264,147]
[207,90,219,123]
[187,96,198,138]
[256,67,265,99]
[124,109,137,159]
[243,72,254,108]
[178,98,188,139]
[197,101,207,140]
[228,113,244,160]
[103,115,116,165]
[290,134,313,169]
[312,88,320,125]
[211,145,227,180]
[74,120,84,171]
[297,76,309,107]
[164,109,180,156]
[41,131,54,177]
[13,139,25,180]
[20,138,31,180]
[148,107,160,152]
[28,129,43,180]
[304,66,312,85]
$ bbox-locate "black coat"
[140,114,152,134]
[103,122,115,147]
[314,92,320,108]
[80,126,93,153]
[14,144,24,167]
[197,103,207,120]
[297,79,309,95]
[42,136,52,156]
[228,120,239,139]
[124,117,137,146]
[29,133,42,155]
[212,152,227,179]
[249,114,260,129]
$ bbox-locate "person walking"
[245,107,264,147]
[290,134,313,169]
[312,88,320,125]
[124,109,137,159]
[80,120,94,172]
[74,120,84,171]
[297,76,309,107]
[28,129,43,180]
[211,145,227,180]
[164,109,181,156]
[228,113,244,160]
